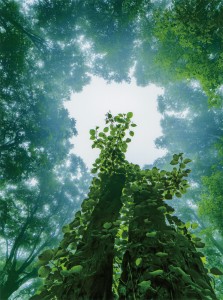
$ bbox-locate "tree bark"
[63,173,126,300]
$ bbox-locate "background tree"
[0,152,91,300]
[151,81,223,297]
[0,1,91,299]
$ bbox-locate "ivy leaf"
[62,225,70,233]
[38,266,50,278]
[210,267,223,275]
[103,222,112,229]
[129,131,134,137]
[183,158,192,164]
[103,127,109,132]
[127,112,133,119]
[138,280,151,291]
[38,250,54,262]
[90,129,96,136]
[173,154,179,160]
[61,270,70,277]
[175,192,182,198]
[180,163,186,169]
[146,231,157,237]
[91,168,98,174]
[135,258,142,266]
[191,223,198,229]
[69,265,83,274]
[149,269,164,276]
[194,241,205,248]
[157,206,167,213]
[156,252,168,257]
[170,160,178,165]
[201,256,207,264]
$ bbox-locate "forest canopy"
[0,0,223,299]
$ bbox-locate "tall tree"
[153,81,223,297]
[31,113,217,299]
[0,1,91,299]
[0,154,91,300]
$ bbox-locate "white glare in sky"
[65,76,165,169]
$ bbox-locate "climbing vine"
[31,113,217,299]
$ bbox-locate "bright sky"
[65,76,165,169]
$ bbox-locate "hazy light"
[66,76,165,169]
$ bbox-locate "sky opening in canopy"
[66,76,165,168]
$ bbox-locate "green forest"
[1,0,223,299]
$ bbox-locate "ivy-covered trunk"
[32,113,217,300]
[64,173,126,299]
[118,181,217,299]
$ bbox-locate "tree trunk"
[0,270,20,300]
[63,173,126,300]
[119,188,217,299]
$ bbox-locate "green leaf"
[194,241,205,248]
[173,154,179,160]
[156,252,168,257]
[99,132,106,138]
[38,266,50,278]
[103,222,112,229]
[138,280,151,291]
[175,192,182,198]
[146,231,157,237]
[201,256,207,264]
[62,225,70,233]
[91,168,98,174]
[135,258,142,266]
[210,267,223,275]
[103,127,109,132]
[157,206,167,213]
[170,160,178,165]
[191,223,199,229]
[61,270,70,277]
[180,163,186,169]
[69,265,83,274]
[127,112,133,119]
[183,158,192,164]
[129,131,134,137]
[149,269,164,276]
[90,129,96,136]
[165,193,172,200]
[38,250,54,262]
[185,221,190,229]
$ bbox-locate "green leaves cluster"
[90,112,137,174]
